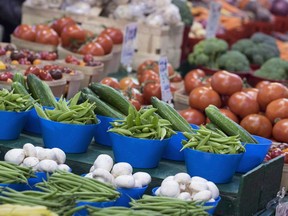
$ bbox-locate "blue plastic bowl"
[75,200,116,215]
[114,185,148,207]
[110,131,170,168]
[236,135,272,173]
[162,124,199,161]
[23,107,42,135]
[0,110,30,140]
[25,172,49,190]
[0,183,27,191]
[184,148,243,184]
[39,117,100,153]
[94,115,118,146]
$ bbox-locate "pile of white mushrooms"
[85,154,151,189]
[4,143,71,173]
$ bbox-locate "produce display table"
[0,133,284,216]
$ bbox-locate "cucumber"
[27,74,57,107]
[13,72,27,90]
[11,82,35,103]
[89,82,130,116]
[205,105,258,143]
[81,90,125,119]
[151,97,193,133]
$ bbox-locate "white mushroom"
[155,187,161,196]
[208,198,215,202]
[38,159,58,173]
[92,168,114,184]
[133,172,151,187]
[85,173,93,178]
[178,192,192,201]
[57,164,71,172]
[23,143,36,157]
[174,173,191,192]
[189,181,208,193]
[89,165,95,173]
[52,148,66,164]
[4,149,25,165]
[22,157,39,168]
[111,162,133,178]
[160,180,180,198]
[191,176,208,183]
[114,175,135,188]
[206,181,220,199]
[134,179,143,188]
[193,190,212,202]
[162,176,174,183]
[93,154,114,172]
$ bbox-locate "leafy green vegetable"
[216,50,250,72]
[254,58,288,80]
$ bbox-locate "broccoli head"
[231,39,254,54]
[188,38,228,68]
[216,50,250,72]
[251,32,277,47]
[254,58,288,80]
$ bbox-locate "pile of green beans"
[0,161,34,184]
[130,195,209,216]
[88,206,163,216]
[108,106,175,140]
[0,89,33,112]
[35,92,98,125]
[36,171,120,202]
[181,125,246,154]
[0,187,76,215]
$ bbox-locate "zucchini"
[13,72,27,90]
[27,74,57,107]
[89,82,130,116]
[205,105,258,143]
[81,89,125,119]
[11,82,35,103]
[151,97,193,133]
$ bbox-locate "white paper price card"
[206,2,222,39]
[120,23,138,67]
[158,56,173,103]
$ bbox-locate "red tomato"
[184,69,206,94]
[51,17,76,35]
[228,92,260,118]
[242,88,259,101]
[33,24,50,32]
[119,77,138,90]
[137,60,157,79]
[130,88,144,105]
[130,99,141,111]
[95,34,113,55]
[61,24,87,49]
[240,114,272,138]
[257,82,288,111]
[78,42,105,56]
[101,28,123,44]
[139,70,159,84]
[206,108,239,124]
[266,98,288,123]
[100,77,120,89]
[35,28,59,46]
[255,80,271,90]
[143,82,161,104]
[179,108,205,125]
[272,119,288,143]
[189,86,222,111]
[13,24,36,41]
[210,70,243,96]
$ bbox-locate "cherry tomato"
[242,88,259,101]
[35,28,59,46]
[179,108,206,125]
[255,80,271,90]
[206,108,239,124]
[51,17,76,35]
[184,69,207,94]
[61,24,87,49]
[265,98,288,123]
[143,82,161,104]
[13,24,36,41]
[210,70,243,96]
[78,42,105,56]
[257,82,288,111]
[100,77,120,89]
[189,86,222,111]
[240,114,272,138]
[101,28,123,44]
[272,119,288,143]
[95,34,113,55]
[228,92,260,118]
[138,70,159,84]
[119,77,138,90]
[130,99,141,111]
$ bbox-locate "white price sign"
[206,2,222,39]
[120,23,138,67]
[158,56,173,103]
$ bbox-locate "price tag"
[120,23,138,69]
[206,2,222,39]
[158,56,173,104]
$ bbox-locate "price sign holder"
[206,2,222,39]
[158,56,173,105]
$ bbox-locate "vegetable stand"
[0,133,283,216]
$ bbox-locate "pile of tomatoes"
[181,69,288,143]
[12,17,123,57]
